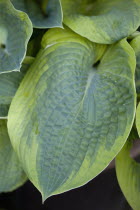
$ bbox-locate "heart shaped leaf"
[0,0,32,73]
[61,0,140,44]
[8,28,136,201]
[0,120,27,192]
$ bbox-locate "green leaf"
[0,120,27,192]
[0,56,34,118]
[8,28,136,201]
[130,33,140,97]
[61,0,140,44]
[116,128,140,210]
[136,103,140,137]
[0,0,32,73]
[133,35,140,136]
[11,0,63,28]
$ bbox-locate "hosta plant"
[1,0,140,209]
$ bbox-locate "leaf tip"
[41,191,51,203]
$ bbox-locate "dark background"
[0,167,132,210]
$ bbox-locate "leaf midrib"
[46,69,96,193]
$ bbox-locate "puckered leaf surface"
[8,28,136,200]
[0,57,34,118]
[0,0,32,73]
[11,0,63,28]
[61,0,140,44]
[0,120,27,192]
[116,128,140,210]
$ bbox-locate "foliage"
[0,0,140,209]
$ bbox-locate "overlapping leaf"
[0,120,27,192]
[8,28,136,201]
[115,31,140,210]
[116,128,140,210]
[61,0,140,44]
[0,0,32,73]
[11,0,63,28]
[130,33,140,135]
[136,103,140,137]
[0,56,34,118]
[130,33,140,97]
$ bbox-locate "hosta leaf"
[8,28,136,200]
[0,56,34,118]
[0,0,32,73]
[136,103,140,137]
[116,128,140,210]
[61,0,140,44]
[134,34,140,136]
[11,0,63,28]
[0,120,27,192]
[130,33,140,97]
